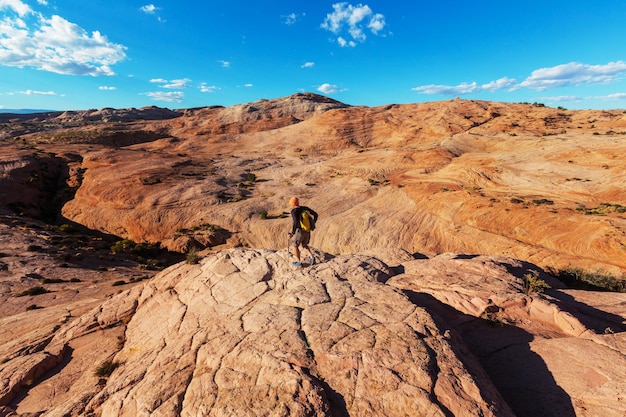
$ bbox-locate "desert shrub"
[58,224,76,233]
[17,286,49,297]
[186,247,200,265]
[247,172,257,182]
[554,267,625,292]
[522,271,551,294]
[532,199,554,205]
[260,210,268,219]
[112,280,127,287]
[94,360,120,377]
[42,278,66,284]
[510,198,524,204]
[111,239,135,254]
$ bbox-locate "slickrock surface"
[2,94,625,274]
[1,248,624,416]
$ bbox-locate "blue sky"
[1,0,626,111]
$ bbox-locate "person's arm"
[290,208,299,235]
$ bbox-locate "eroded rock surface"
[1,249,624,416]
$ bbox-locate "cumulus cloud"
[301,61,314,68]
[0,0,126,76]
[143,91,184,103]
[520,61,626,91]
[321,3,386,47]
[218,60,231,68]
[0,0,31,16]
[317,83,346,95]
[99,86,117,91]
[413,61,626,97]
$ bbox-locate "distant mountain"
[0,108,57,114]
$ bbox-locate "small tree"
[522,271,551,294]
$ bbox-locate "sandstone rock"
[3,249,515,416]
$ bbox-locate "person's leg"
[291,231,302,265]
[300,232,314,264]
[301,245,314,264]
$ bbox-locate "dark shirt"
[291,206,318,234]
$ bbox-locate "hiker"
[288,197,318,267]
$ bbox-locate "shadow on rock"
[404,291,577,417]
[548,290,626,334]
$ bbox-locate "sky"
[1,0,626,111]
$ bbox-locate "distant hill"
[0,108,57,114]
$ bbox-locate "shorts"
[291,229,310,247]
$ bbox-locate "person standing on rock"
[288,197,318,267]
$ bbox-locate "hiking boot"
[309,256,315,265]
[293,261,302,267]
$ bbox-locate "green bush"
[186,247,200,265]
[111,239,135,254]
[522,271,551,294]
[94,360,120,377]
[554,267,625,292]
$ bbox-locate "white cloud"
[520,61,626,91]
[36,0,47,5]
[218,60,230,68]
[317,83,346,95]
[199,83,219,93]
[244,83,253,88]
[605,93,626,100]
[143,91,184,103]
[149,78,191,89]
[588,93,626,101]
[283,12,304,25]
[0,4,126,76]
[321,3,386,47]
[140,4,158,14]
[140,4,164,22]
[481,77,518,92]
[412,82,481,96]
[99,86,117,91]
[301,61,314,68]
[19,89,56,95]
[413,61,626,97]
[0,0,31,16]
[538,95,582,103]
[163,78,191,89]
